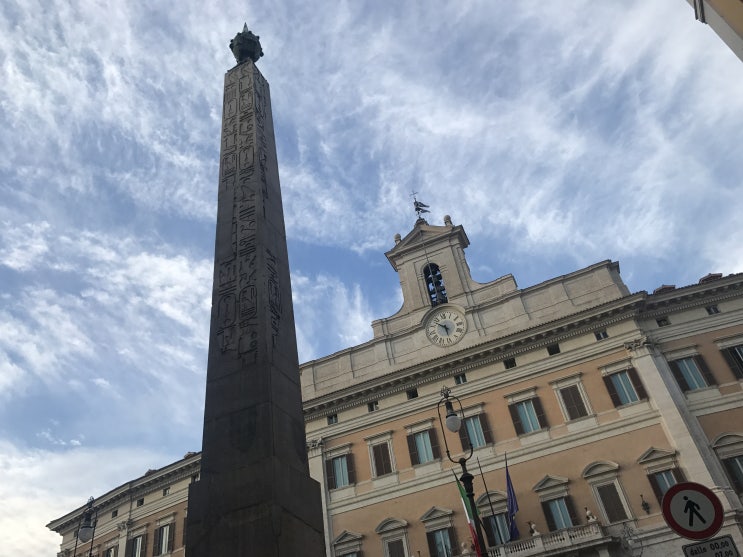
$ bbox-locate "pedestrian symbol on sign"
[683,496,706,527]
[662,482,724,541]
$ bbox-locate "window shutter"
[373,443,391,476]
[541,501,557,531]
[407,434,420,466]
[480,414,494,445]
[603,375,621,407]
[483,516,496,546]
[153,527,161,556]
[695,355,716,386]
[668,360,690,391]
[325,458,336,490]
[627,367,648,400]
[426,532,437,556]
[458,422,470,451]
[508,404,524,435]
[565,496,579,526]
[429,429,441,459]
[672,467,687,483]
[125,539,132,557]
[388,539,405,557]
[448,526,459,554]
[142,533,147,557]
[722,347,743,379]
[182,517,187,548]
[533,397,548,428]
[561,385,587,420]
[346,453,356,484]
[723,458,743,492]
[648,474,664,503]
[597,483,628,522]
[167,522,175,552]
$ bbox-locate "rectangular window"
[648,468,685,503]
[559,385,588,420]
[508,398,548,435]
[368,401,379,412]
[723,455,743,492]
[327,413,338,425]
[668,356,715,391]
[547,343,561,355]
[706,305,720,315]
[153,523,174,556]
[595,330,609,341]
[104,547,118,557]
[136,498,144,507]
[484,513,510,545]
[454,373,467,384]
[721,345,743,379]
[603,368,647,406]
[542,497,577,531]
[596,483,628,523]
[162,487,170,497]
[111,509,118,519]
[387,538,405,557]
[656,317,670,327]
[326,454,355,490]
[426,528,455,557]
[504,357,517,369]
[406,388,419,399]
[407,430,440,465]
[372,442,393,477]
[459,414,493,449]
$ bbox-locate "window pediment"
[375,518,408,534]
[332,530,363,545]
[533,475,569,492]
[582,461,620,479]
[420,506,453,522]
[637,447,676,464]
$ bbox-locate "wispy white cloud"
[0,440,174,556]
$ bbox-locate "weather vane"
[411,191,430,221]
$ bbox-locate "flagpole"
[476,457,497,544]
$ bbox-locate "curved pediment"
[582,461,620,479]
[711,432,743,448]
[375,517,409,534]
[476,490,506,506]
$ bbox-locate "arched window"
[424,264,447,306]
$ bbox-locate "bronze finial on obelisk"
[185,25,325,557]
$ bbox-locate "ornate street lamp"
[437,386,487,555]
[73,497,98,557]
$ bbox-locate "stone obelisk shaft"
[186,57,324,556]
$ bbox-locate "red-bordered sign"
[662,482,724,540]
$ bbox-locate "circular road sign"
[662,482,724,540]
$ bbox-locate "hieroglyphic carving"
[212,61,285,362]
[266,249,282,347]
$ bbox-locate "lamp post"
[437,386,487,556]
[73,497,98,557]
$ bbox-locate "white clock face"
[425,309,467,346]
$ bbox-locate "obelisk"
[186,25,325,557]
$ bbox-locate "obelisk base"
[187,457,325,556]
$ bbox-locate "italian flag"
[454,471,483,557]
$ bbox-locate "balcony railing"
[485,522,609,556]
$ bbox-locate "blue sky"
[2,1,743,554]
